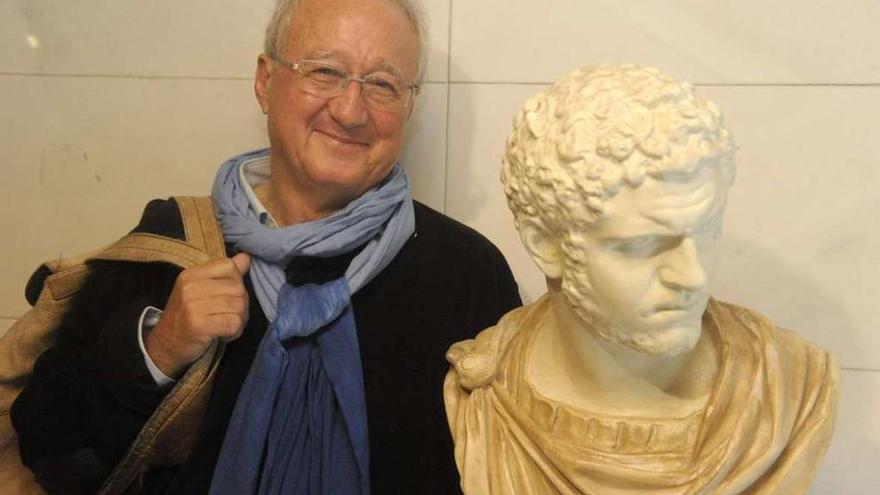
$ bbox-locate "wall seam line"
[0,72,252,81]
[0,72,449,85]
[442,0,454,214]
[445,81,880,87]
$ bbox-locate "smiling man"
[11,0,520,494]
[444,65,838,494]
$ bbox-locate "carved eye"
[612,236,666,257]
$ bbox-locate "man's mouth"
[317,130,370,147]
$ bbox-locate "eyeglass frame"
[268,52,421,111]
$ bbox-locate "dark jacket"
[12,198,522,494]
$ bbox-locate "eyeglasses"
[269,53,420,111]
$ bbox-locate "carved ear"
[519,220,563,280]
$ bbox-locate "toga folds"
[444,297,839,495]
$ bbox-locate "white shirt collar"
[237,155,278,228]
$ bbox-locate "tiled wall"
[2,0,877,491]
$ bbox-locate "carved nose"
[658,238,707,291]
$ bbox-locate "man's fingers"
[213,313,247,342]
[174,278,244,307]
[151,253,252,374]
[187,295,249,320]
[183,256,247,281]
[232,252,252,276]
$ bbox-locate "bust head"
[502,65,736,357]
[447,67,837,493]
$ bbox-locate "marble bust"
[444,65,839,495]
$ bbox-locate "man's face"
[560,165,727,357]
[256,0,419,208]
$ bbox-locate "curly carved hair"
[501,65,736,242]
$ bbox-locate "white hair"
[263,0,428,83]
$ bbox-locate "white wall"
[1,1,877,492]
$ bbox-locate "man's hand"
[145,253,251,378]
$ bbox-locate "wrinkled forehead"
[595,166,728,238]
[284,0,420,76]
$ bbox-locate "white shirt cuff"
[137,306,176,387]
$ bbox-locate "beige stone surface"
[1,0,450,81]
[702,86,880,371]
[451,0,880,83]
[445,83,547,301]
[810,369,880,494]
[399,83,448,212]
[1,0,272,78]
[0,75,268,316]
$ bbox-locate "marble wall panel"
[1,0,274,78]
[450,0,880,84]
[420,0,450,82]
[809,370,880,494]
[0,75,268,316]
[445,82,879,370]
[400,83,448,212]
[704,86,880,371]
[1,0,450,82]
[445,83,547,302]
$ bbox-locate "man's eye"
[308,67,345,81]
[366,77,402,96]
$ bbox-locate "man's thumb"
[231,252,251,275]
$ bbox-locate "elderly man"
[11,0,520,493]
[445,65,838,494]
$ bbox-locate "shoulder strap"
[97,197,229,493]
[29,197,224,305]
[173,196,227,260]
[94,196,226,268]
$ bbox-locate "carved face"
[560,165,727,357]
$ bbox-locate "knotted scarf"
[208,148,415,494]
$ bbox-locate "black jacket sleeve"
[11,259,181,494]
[10,198,187,494]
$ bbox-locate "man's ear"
[254,54,273,115]
[518,220,564,280]
[405,93,418,120]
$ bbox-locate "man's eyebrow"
[301,49,340,61]
[376,63,404,78]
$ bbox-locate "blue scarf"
[208,149,415,494]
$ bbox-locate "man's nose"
[327,79,369,128]
[658,238,708,292]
